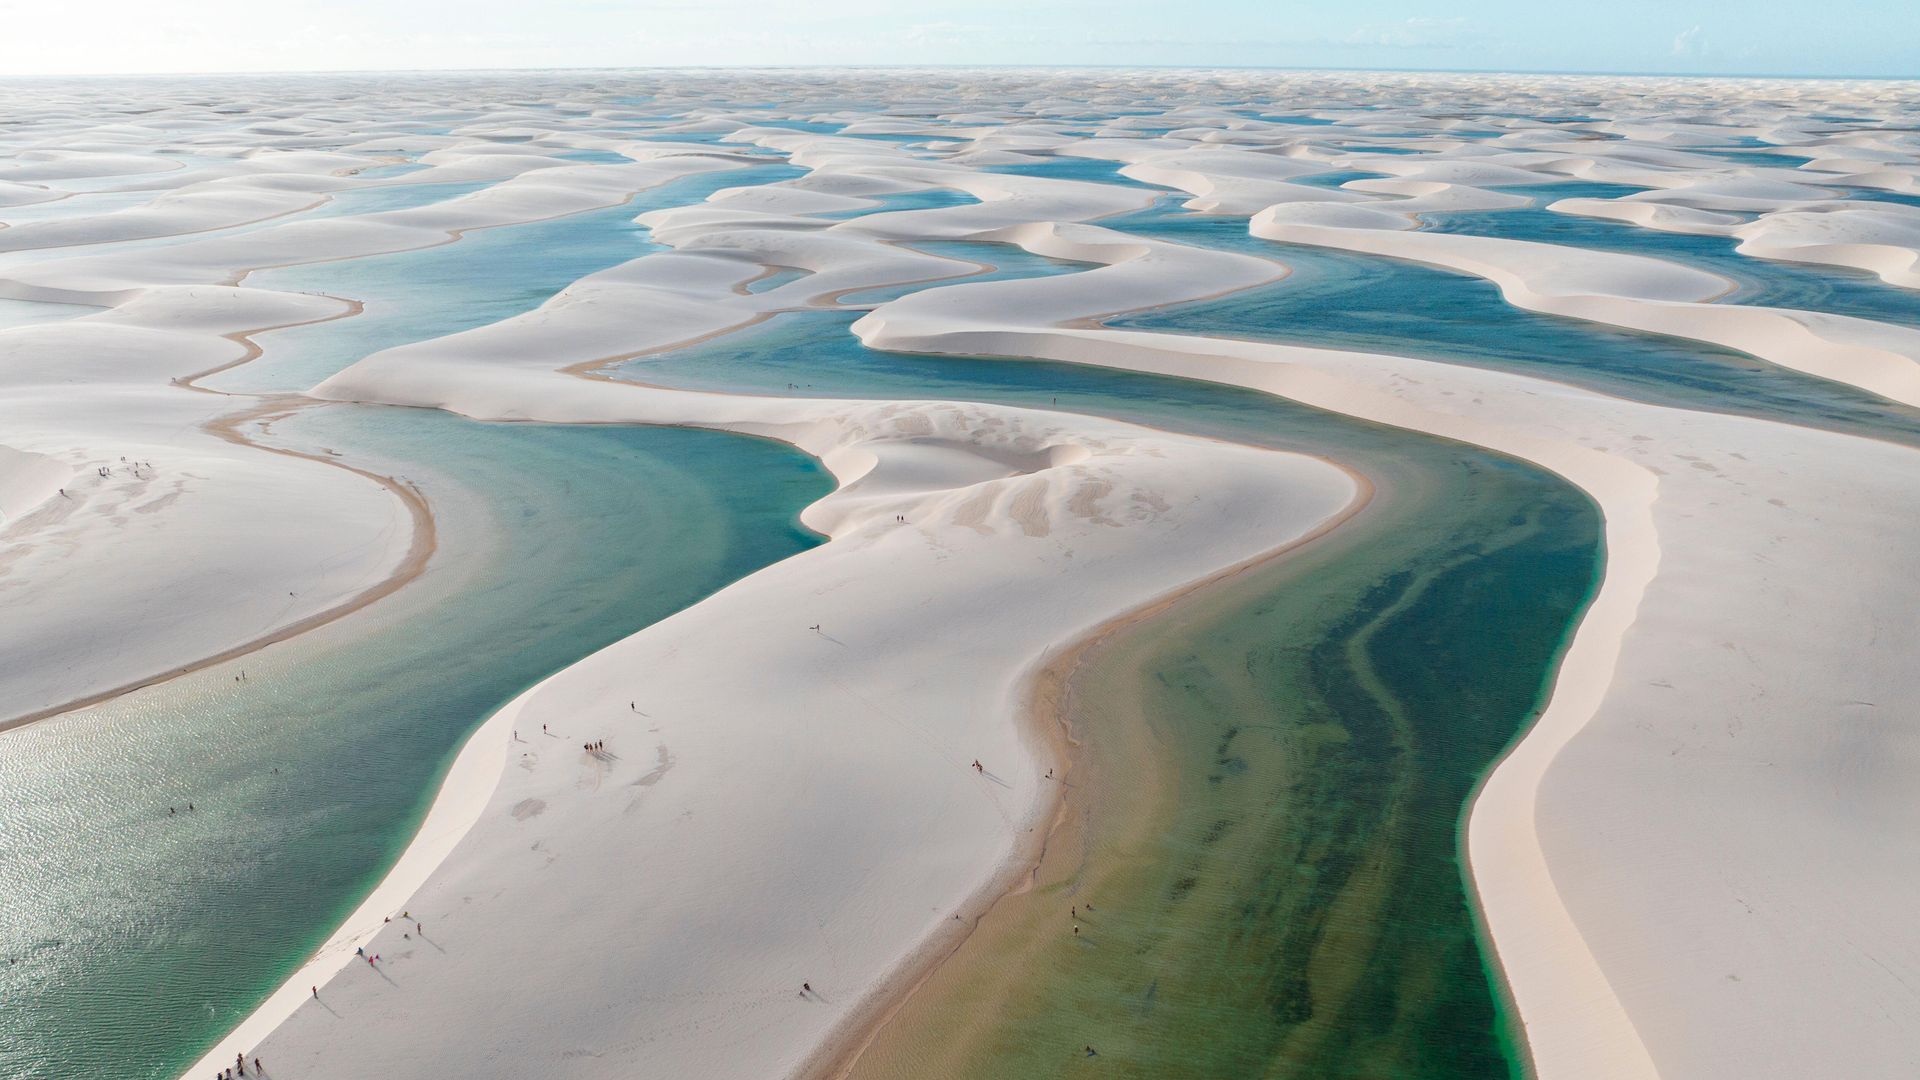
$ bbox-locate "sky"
[0,0,1915,78]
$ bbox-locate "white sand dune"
[1116,148,1365,214]
[1250,200,1920,407]
[1556,193,1920,289]
[0,184,327,254]
[0,152,757,302]
[0,284,413,728]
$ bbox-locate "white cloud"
[1673,24,1708,58]
[1344,16,1478,50]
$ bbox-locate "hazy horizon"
[3,62,1916,83]
[3,0,1914,80]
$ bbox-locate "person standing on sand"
[311,986,317,998]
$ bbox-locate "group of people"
[303,906,431,1004]
[383,912,424,938]
[95,458,155,479]
[514,725,615,752]
[56,458,157,499]
[216,1051,261,1079]
[1071,901,1093,936]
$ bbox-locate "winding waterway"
[625,308,1600,1077]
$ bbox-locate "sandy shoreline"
[0,290,424,731]
[0,289,442,737]
[178,651,530,1079]
[802,465,1375,1079]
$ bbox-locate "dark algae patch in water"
[848,452,1595,1080]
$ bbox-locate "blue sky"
[1,0,1914,77]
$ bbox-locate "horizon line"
[1,61,1915,83]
